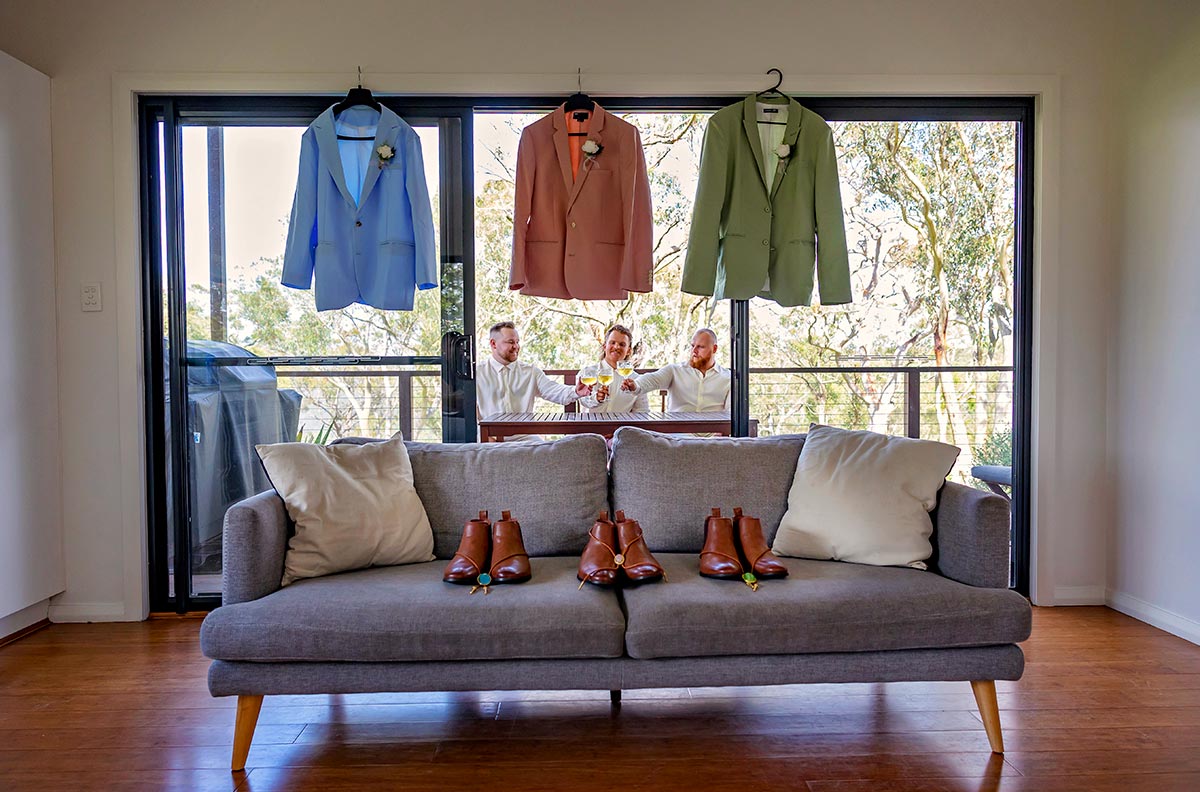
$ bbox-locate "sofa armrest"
[932,481,1011,589]
[221,489,289,605]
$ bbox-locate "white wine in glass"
[580,364,599,387]
[597,365,614,387]
[616,363,634,378]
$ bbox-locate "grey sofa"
[200,428,1031,771]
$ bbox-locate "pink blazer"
[510,104,653,300]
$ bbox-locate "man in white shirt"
[476,321,590,420]
[620,328,731,412]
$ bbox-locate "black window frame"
[140,94,1034,612]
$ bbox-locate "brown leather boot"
[444,511,491,585]
[734,507,789,579]
[489,510,532,584]
[700,508,743,579]
[578,511,620,588]
[615,511,664,585]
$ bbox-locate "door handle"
[453,334,474,380]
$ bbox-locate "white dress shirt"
[629,362,731,412]
[577,364,650,413]
[475,356,578,418]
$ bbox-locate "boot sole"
[623,572,664,586]
[577,574,619,588]
[491,573,532,585]
[699,571,743,580]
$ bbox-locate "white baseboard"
[1052,585,1107,605]
[48,601,132,623]
[1,599,50,640]
[1106,589,1200,646]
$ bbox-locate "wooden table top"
[478,411,736,440]
[480,411,733,425]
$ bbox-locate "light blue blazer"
[282,104,437,311]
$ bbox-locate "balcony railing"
[273,365,1013,486]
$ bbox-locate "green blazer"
[682,96,851,307]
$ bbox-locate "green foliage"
[297,421,334,445]
[974,428,1013,468]
[971,428,1013,493]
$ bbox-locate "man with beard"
[619,328,730,412]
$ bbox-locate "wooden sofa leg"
[232,694,264,772]
[610,689,622,705]
[970,680,1004,754]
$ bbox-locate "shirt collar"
[684,361,727,376]
[487,356,512,374]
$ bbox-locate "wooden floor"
[2,606,1199,791]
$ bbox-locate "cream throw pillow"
[772,424,960,569]
[256,436,435,586]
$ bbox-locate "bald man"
[620,328,730,412]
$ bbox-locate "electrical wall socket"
[81,282,102,312]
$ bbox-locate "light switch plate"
[81,282,102,312]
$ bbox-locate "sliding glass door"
[140,98,474,611]
[142,94,1032,611]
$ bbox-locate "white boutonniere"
[376,143,395,169]
[775,143,791,159]
[581,139,604,160]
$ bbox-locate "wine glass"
[579,364,599,389]
[616,360,634,379]
[597,364,614,388]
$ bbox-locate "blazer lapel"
[769,98,804,200]
[357,106,401,209]
[312,107,357,210]
[567,104,606,213]
[741,96,770,198]
[551,107,574,195]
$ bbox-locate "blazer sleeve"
[619,125,654,293]
[404,129,438,290]
[814,124,852,305]
[281,128,319,290]
[681,118,730,297]
[509,127,536,291]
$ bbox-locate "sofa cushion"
[610,428,805,552]
[200,556,625,663]
[621,554,1031,660]
[772,424,960,570]
[339,434,609,557]
[256,436,435,586]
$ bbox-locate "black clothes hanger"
[564,68,594,134]
[333,66,382,140]
[755,68,789,125]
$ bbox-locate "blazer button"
[764,206,771,213]
[761,239,769,246]
[355,220,363,227]
[570,221,577,228]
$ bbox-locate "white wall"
[0,0,1145,618]
[0,49,65,624]
[1109,8,1200,643]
